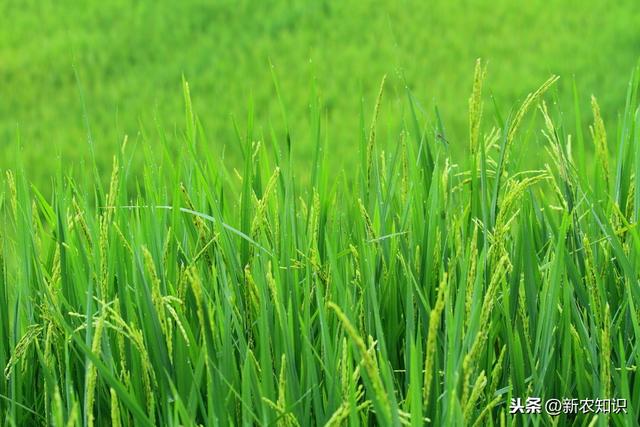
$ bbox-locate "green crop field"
[2,1,640,426]
[2,1,640,186]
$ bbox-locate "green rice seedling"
[590,96,611,189]
[2,63,640,426]
[423,272,448,408]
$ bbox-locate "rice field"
[1,60,639,426]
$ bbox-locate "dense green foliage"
[2,0,640,186]
[1,62,640,425]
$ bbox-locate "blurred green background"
[1,0,639,187]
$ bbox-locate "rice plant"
[1,61,639,426]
